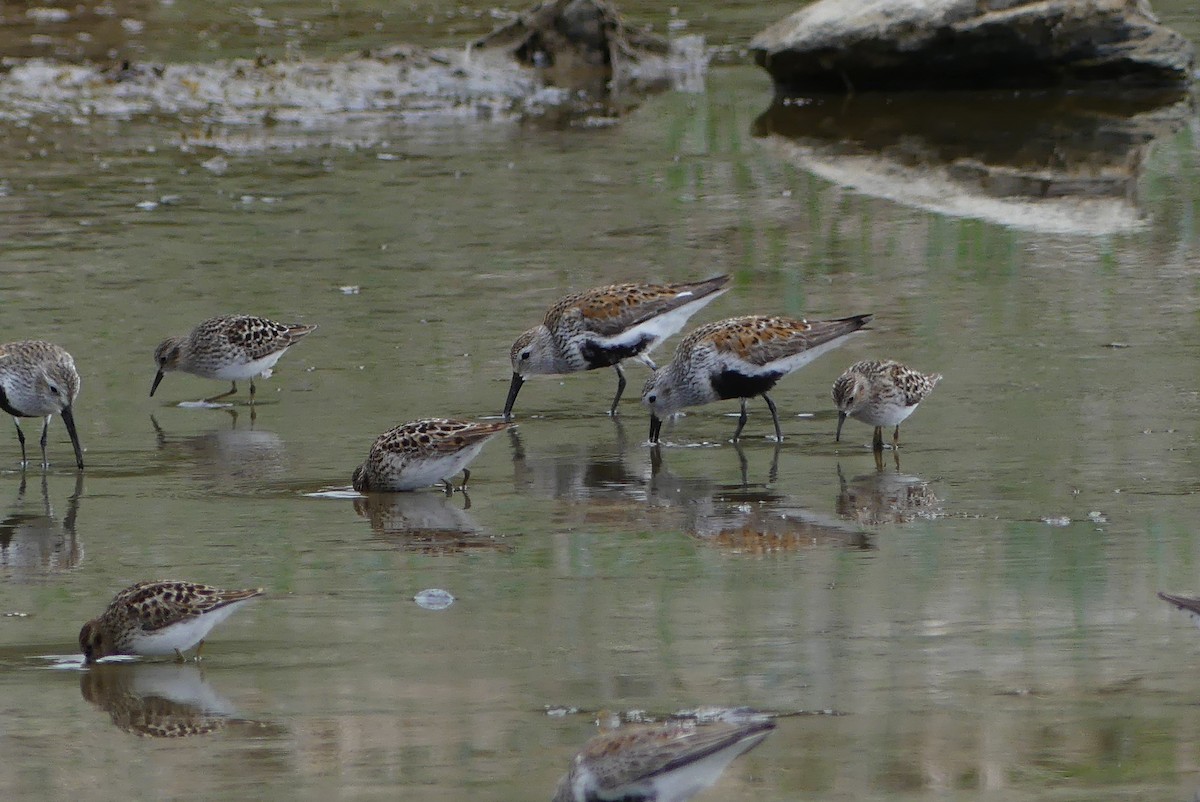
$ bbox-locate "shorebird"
[0,340,84,469]
[832,359,942,451]
[642,314,872,443]
[352,418,513,493]
[553,719,775,802]
[150,315,316,401]
[79,580,263,663]
[504,276,730,418]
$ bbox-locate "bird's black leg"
[610,364,626,416]
[460,468,471,491]
[13,418,27,467]
[872,426,884,452]
[732,398,749,441]
[763,393,782,442]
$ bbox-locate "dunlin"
[503,276,730,419]
[79,580,263,663]
[1159,592,1200,629]
[642,314,872,443]
[833,359,941,451]
[553,719,775,802]
[0,340,84,469]
[352,418,513,493]
[150,315,316,401]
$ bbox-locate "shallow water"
[2,2,1200,800]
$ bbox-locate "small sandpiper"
[642,314,872,443]
[1158,592,1200,629]
[833,360,941,451]
[79,580,263,663]
[150,315,317,402]
[352,418,513,493]
[553,719,776,802]
[503,276,730,419]
[0,340,85,469]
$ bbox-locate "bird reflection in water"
[353,491,510,555]
[0,472,83,575]
[151,413,287,489]
[80,662,280,739]
[650,443,871,552]
[835,460,942,526]
[553,717,775,802]
[508,424,647,504]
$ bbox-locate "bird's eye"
[49,386,59,395]
[647,394,657,403]
[520,351,531,360]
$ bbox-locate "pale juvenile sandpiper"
[150,315,316,402]
[0,340,84,469]
[833,359,942,451]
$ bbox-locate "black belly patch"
[0,386,24,418]
[711,369,782,400]
[580,335,653,370]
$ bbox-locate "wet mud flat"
[0,0,708,140]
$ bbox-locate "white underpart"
[210,348,289,381]
[570,730,770,802]
[384,440,492,491]
[602,288,728,355]
[127,598,256,656]
[721,329,862,377]
[860,401,920,428]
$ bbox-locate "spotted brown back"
[546,276,729,339]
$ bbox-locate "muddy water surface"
[2,2,1200,801]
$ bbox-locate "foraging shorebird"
[0,340,84,469]
[642,314,872,443]
[504,276,730,418]
[150,315,316,401]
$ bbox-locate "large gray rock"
[750,0,1195,92]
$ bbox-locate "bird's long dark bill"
[502,373,524,420]
[149,370,165,398]
[61,406,84,470]
[835,411,847,442]
[649,414,663,443]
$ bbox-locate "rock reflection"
[836,462,942,526]
[0,473,83,575]
[353,492,511,554]
[151,414,288,490]
[752,91,1190,235]
[80,662,278,739]
[650,444,872,551]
